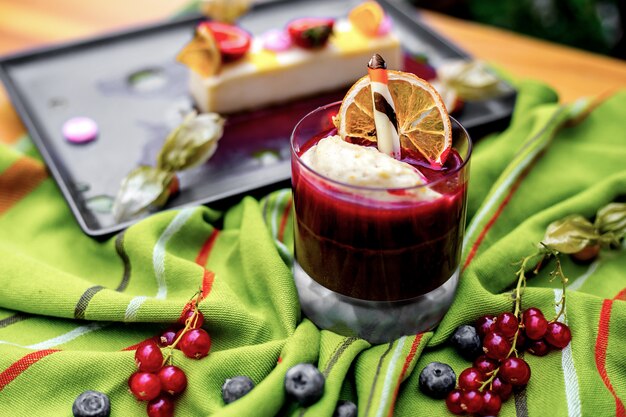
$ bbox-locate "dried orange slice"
[176,24,222,77]
[349,1,385,37]
[335,70,452,166]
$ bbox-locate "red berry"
[147,394,175,417]
[524,314,548,340]
[571,244,600,264]
[544,322,572,349]
[491,376,513,401]
[500,357,531,386]
[476,315,496,338]
[287,18,334,49]
[197,22,252,62]
[515,330,528,351]
[480,390,502,416]
[482,332,512,360]
[159,328,179,347]
[135,341,163,372]
[461,389,484,414]
[178,309,204,329]
[158,365,188,396]
[129,372,162,401]
[473,355,499,375]
[522,307,543,322]
[527,339,551,356]
[495,312,519,338]
[179,328,211,359]
[458,367,484,390]
[445,390,464,415]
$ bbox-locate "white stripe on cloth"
[375,336,407,417]
[567,260,600,291]
[554,288,582,417]
[125,207,196,322]
[0,322,108,350]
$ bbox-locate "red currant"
[524,314,548,340]
[147,394,175,417]
[515,330,528,351]
[491,376,513,401]
[129,372,162,401]
[135,340,163,373]
[479,390,502,416]
[158,328,179,347]
[495,312,519,338]
[476,315,496,338]
[458,367,485,390]
[158,365,188,396]
[445,389,464,415]
[179,328,211,359]
[473,355,499,375]
[482,332,511,360]
[178,309,204,329]
[544,322,572,349]
[522,307,543,322]
[500,357,531,386]
[461,389,484,414]
[527,339,551,356]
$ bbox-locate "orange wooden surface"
[0,0,625,143]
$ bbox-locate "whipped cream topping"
[300,135,441,200]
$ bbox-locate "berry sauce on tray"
[292,129,468,302]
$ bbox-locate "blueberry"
[418,362,456,399]
[450,324,482,360]
[222,376,255,404]
[284,363,325,406]
[333,400,357,417]
[72,390,110,417]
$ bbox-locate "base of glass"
[293,263,459,344]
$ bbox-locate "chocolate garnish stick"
[368,54,401,159]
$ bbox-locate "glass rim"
[290,101,473,192]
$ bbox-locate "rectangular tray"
[0,0,516,238]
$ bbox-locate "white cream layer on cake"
[189,19,402,113]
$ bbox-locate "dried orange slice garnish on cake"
[349,1,385,37]
[335,70,452,166]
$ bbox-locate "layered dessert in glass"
[290,56,471,343]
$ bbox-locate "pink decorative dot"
[262,29,292,52]
[377,15,393,36]
[63,117,98,144]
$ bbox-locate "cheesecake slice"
[188,19,402,114]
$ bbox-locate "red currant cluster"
[128,292,211,417]
[446,307,572,415]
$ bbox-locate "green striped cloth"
[0,81,625,416]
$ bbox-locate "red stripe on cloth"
[200,270,215,301]
[277,198,293,243]
[613,288,626,301]
[462,166,531,271]
[0,349,59,391]
[0,157,48,215]
[195,229,220,266]
[594,299,626,417]
[386,334,423,417]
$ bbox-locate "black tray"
[0,0,516,238]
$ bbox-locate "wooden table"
[1,0,625,145]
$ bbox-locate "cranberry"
[158,328,179,347]
[158,365,188,396]
[495,312,519,338]
[500,357,531,386]
[482,332,511,360]
[473,355,499,375]
[527,339,551,356]
[179,328,211,359]
[491,376,513,401]
[524,314,548,340]
[544,322,572,349]
[129,372,162,401]
[480,390,502,416]
[135,341,163,373]
[445,389,464,415]
[147,394,175,417]
[476,315,496,338]
[458,367,484,390]
[461,389,484,414]
[178,309,204,329]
